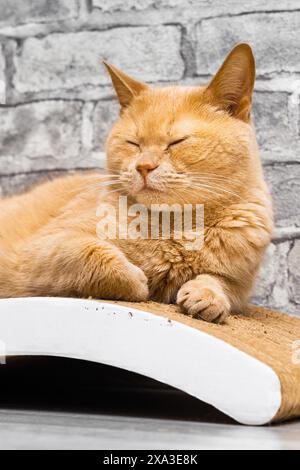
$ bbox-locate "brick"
[93,100,120,152]
[252,243,277,306]
[196,12,300,76]
[0,45,5,104]
[0,0,78,27]
[92,0,202,10]
[288,240,300,305]
[93,0,158,10]
[93,0,300,14]
[253,92,299,163]
[13,27,184,94]
[0,101,83,174]
[252,241,290,309]
[264,164,300,227]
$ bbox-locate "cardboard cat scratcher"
[0,297,299,425]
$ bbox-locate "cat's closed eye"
[126,138,188,150]
[167,137,188,149]
[126,140,140,149]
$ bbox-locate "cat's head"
[105,44,256,208]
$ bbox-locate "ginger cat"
[0,44,272,323]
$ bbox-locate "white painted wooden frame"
[0,297,281,425]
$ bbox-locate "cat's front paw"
[117,260,149,302]
[177,278,230,324]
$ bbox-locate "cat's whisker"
[187,182,243,200]
[168,181,242,199]
[170,186,213,206]
[187,189,227,207]
[190,177,241,185]
[167,174,241,190]
[66,179,127,196]
[174,170,240,182]
[99,175,122,179]
[99,187,126,196]
[166,177,191,187]
[165,173,185,178]
[80,173,122,180]
[167,174,190,181]
[98,171,120,175]
[178,187,232,211]
[177,185,213,194]
[191,184,241,200]
[78,181,123,192]
[202,185,243,200]
[118,178,129,183]
[97,180,123,186]
[190,179,241,191]
[169,188,191,205]
[189,173,242,185]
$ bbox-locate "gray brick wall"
[0,0,299,315]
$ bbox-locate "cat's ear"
[205,43,255,121]
[103,62,149,109]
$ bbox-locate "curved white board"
[0,297,281,425]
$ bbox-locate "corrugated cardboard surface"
[104,301,300,423]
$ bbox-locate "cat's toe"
[177,281,230,324]
[121,261,149,302]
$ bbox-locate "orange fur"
[0,44,272,323]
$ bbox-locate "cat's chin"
[132,189,183,207]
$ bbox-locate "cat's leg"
[176,274,231,324]
[18,232,148,301]
[177,204,272,323]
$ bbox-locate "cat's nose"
[136,159,159,179]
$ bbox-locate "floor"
[0,409,300,450]
[0,357,299,450]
